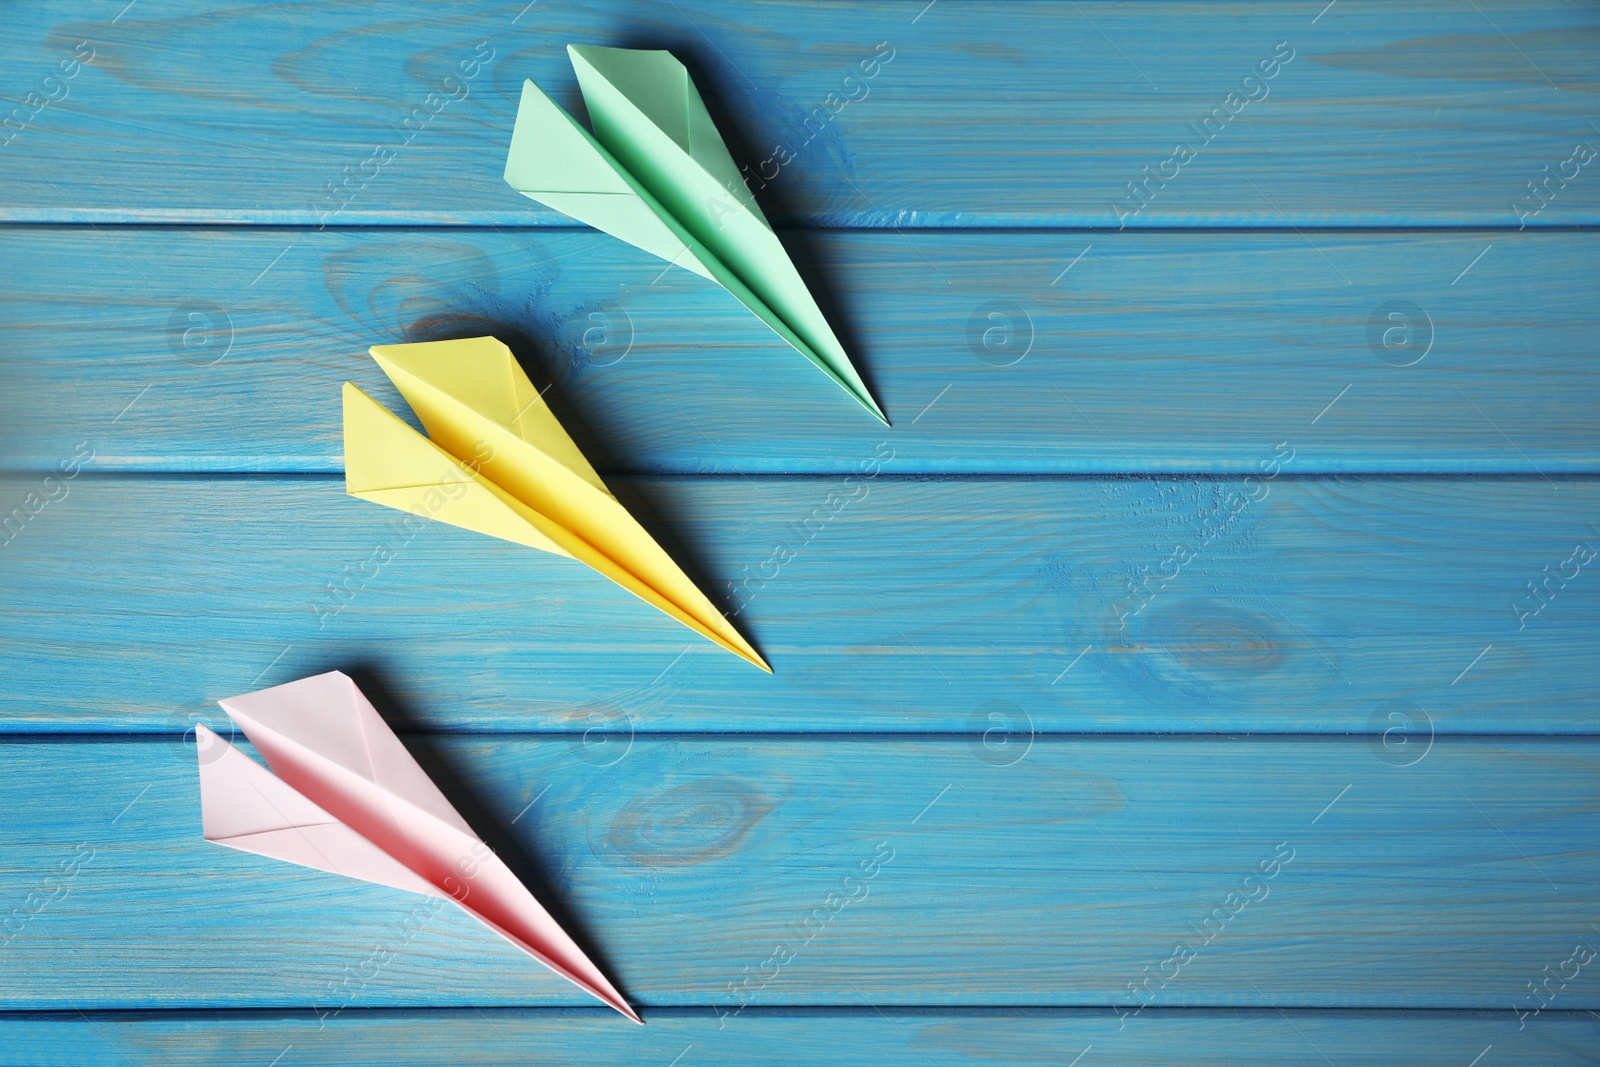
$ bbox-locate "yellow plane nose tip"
[724,634,772,673]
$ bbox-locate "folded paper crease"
[341,335,768,671]
[503,44,887,423]
[197,671,642,1023]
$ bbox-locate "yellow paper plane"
[341,336,769,672]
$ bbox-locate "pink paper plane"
[195,670,640,1023]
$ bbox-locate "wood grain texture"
[4,0,1598,1051]
[3,1009,1597,1067]
[2,227,1596,475]
[1,474,1596,733]
[1,737,1595,1009]
[3,1,1599,228]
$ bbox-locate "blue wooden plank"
[1,474,1596,733]
[0,737,1595,1009]
[2,1008,1596,1066]
[5,0,1597,1047]
[2,1,1598,228]
[2,227,1596,475]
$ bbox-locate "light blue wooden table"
[2,2,1597,1063]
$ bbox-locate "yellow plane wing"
[342,337,768,672]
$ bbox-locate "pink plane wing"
[196,723,444,898]
[200,672,640,1023]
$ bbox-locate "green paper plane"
[503,44,888,424]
